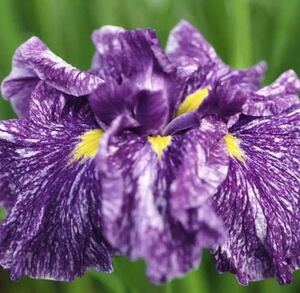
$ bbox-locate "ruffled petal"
[243,70,300,116]
[0,83,113,281]
[170,118,229,234]
[89,79,169,134]
[166,20,221,74]
[166,20,266,89]
[1,37,103,117]
[98,116,227,283]
[92,26,175,80]
[91,25,126,80]
[213,105,300,284]
[91,28,180,132]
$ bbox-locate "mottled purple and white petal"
[166,20,266,101]
[92,27,174,79]
[98,116,226,283]
[0,83,113,281]
[213,105,300,285]
[166,20,221,74]
[90,28,180,132]
[243,70,300,116]
[170,118,228,229]
[91,25,126,80]
[1,37,103,117]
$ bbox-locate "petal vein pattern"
[214,105,300,285]
[0,83,113,281]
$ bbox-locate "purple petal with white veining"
[92,27,175,80]
[92,25,126,80]
[91,28,180,132]
[0,83,113,281]
[98,116,226,283]
[1,37,103,117]
[170,118,228,239]
[92,27,180,120]
[213,105,300,285]
[243,70,300,116]
[166,20,221,74]
[166,20,266,89]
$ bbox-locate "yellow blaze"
[71,129,103,163]
[176,88,209,116]
[225,134,244,162]
[147,135,172,158]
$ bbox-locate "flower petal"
[166,20,266,90]
[92,27,175,80]
[170,118,229,230]
[91,28,179,132]
[0,83,113,281]
[213,105,300,284]
[243,70,300,116]
[98,116,226,283]
[91,25,126,80]
[1,37,103,117]
[166,20,221,74]
[89,79,169,134]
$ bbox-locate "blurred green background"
[0,0,300,292]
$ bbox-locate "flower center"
[147,135,172,158]
[176,88,209,116]
[71,129,103,163]
[225,133,244,162]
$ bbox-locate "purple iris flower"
[0,20,299,285]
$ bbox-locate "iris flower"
[0,20,299,285]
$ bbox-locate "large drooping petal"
[98,116,227,283]
[1,37,103,117]
[213,105,300,285]
[170,118,229,232]
[243,70,300,116]
[0,83,113,281]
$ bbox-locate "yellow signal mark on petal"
[71,129,103,163]
[176,88,209,117]
[147,135,172,158]
[225,134,245,162]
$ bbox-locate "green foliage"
[0,0,299,292]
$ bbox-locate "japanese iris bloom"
[0,20,299,286]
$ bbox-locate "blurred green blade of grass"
[225,0,252,67]
[171,266,210,293]
[0,0,22,119]
[268,0,300,76]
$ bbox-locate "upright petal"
[91,28,180,132]
[1,37,103,117]
[89,79,169,134]
[243,70,300,116]
[213,105,300,284]
[166,20,266,89]
[0,83,113,281]
[166,20,221,73]
[91,25,126,80]
[98,116,227,283]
